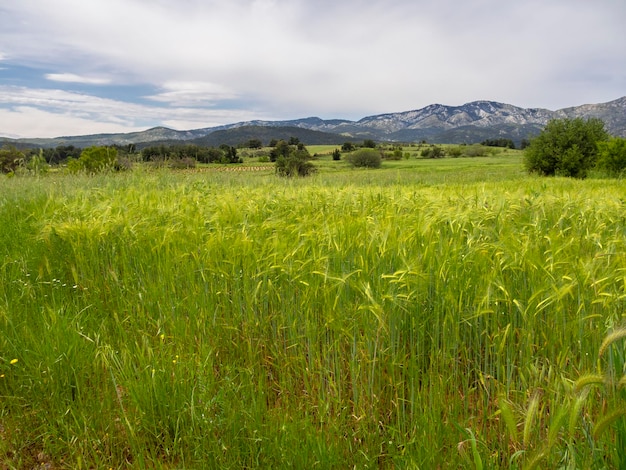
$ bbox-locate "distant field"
[1,157,626,468]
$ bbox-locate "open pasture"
[1,157,626,468]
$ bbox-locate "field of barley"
[1,153,626,468]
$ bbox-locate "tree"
[270,140,291,162]
[481,138,515,149]
[141,145,169,162]
[245,138,263,149]
[523,117,608,178]
[43,145,81,164]
[219,144,240,163]
[363,139,377,149]
[596,137,626,177]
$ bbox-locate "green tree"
[363,139,377,149]
[481,138,515,149]
[219,144,240,163]
[524,117,608,178]
[596,137,626,177]
[245,138,263,149]
[270,140,291,162]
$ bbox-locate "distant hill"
[187,125,359,147]
[2,96,625,149]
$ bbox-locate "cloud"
[45,73,112,85]
[0,106,144,138]
[0,0,625,137]
[0,85,272,137]
[146,81,239,106]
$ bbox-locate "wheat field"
[1,160,626,468]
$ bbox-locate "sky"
[0,0,624,138]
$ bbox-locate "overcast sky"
[0,0,624,138]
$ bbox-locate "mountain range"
[3,96,625,149]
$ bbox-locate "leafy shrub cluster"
[273,140,316,177]
[0,147,24,174]
[67,146,118,174]
[346,149,382,168]
[596,138,626,177]
[420,146,445,158]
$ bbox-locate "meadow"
[1,151,626,468]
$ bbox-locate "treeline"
[480,138,531,150]
[141,144,241,164]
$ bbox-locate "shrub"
[596,138,626,177]
[169,157,196,169]
[462,144,490,157]
[68,146,118,173]
[385,149,403,160]
[524,117,608,178]
[0,147,24,174]
[421,146,444,158]
[275,155,316,177]
[25,150,50,175]
[448,147,463,158]
[346,149,382,168]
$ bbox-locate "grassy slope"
[1,154,626,468]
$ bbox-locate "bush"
[68,146,118,173]
[524,117,608,178]
[596,138,626,177]
[169,157,196,169]
[273,141,316,177]
[25,150,50,175]
[462,144,490,157]
[0,147,24,174]
[385,149,403,160]
[346,149,382,168]
[275,155,316,177]
[420,146,444,158]
[447,147,463,158]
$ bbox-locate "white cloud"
[146,81,239,106]
[45,73,112,85]
[0,85,272,137]
[0,106,144,138]
[0,0,625,136]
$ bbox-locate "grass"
[1,157,626,468]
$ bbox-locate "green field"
[2,153,626,468]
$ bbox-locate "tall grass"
[1,166,625,467]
